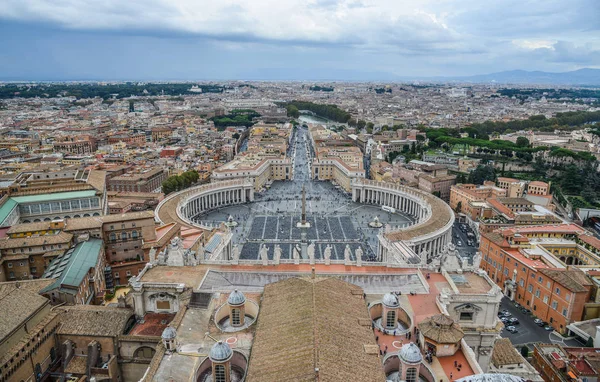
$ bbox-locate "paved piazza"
[192,126,414,261]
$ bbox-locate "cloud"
[0,0,598,79]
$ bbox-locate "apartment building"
[449,182,507,217]
[107,167,167,193]
[52,135,97,155]
[0,280,61,382]
[479,224,596,334]
[0,169,107,227]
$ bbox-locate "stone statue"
[355,247,363,266]
[149,247,158,265]
[344,244,352,264]
[273,244,282,264]
[259,243,269,265]
[307,242,315,264]
[293,244,301,264]
[324,245,332,265]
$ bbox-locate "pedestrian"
[454,360,457,367]
[450,373,453,380]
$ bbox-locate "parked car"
[509,318,520,325]
[457,240,463,246]
[544,325,554,331]
[514,302,521,308]
[500,317,510,323]
[534,319,544,326]
[520,308,531,314]
[506,326,518,333]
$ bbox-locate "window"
[566,293,570,302]
[538,276,542,283]
[504,269,508,276]
[214,364,226,382]
[555,288,560,295]
[546,281,551,288]
[110,233,116,242]
[552,301,558,310]
[121,232,127,241]
[527,285,533,293]
[126,271,131,276]
[406,367,418,382]
[134,347,156,359]
[29,257,34,263]
[31,267,36,274]
[19,262,24,266]
[232,308,241,325]
[562,308,568,317]
[543,296,549,304]
[132,231,138,239]
[7,262,12,268]
[519,279,524,287]
[535,290,540,298]
[114,272,119,278]
[386,311,396,328]
[460,312,473,321]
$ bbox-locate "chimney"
[311,267,316,279]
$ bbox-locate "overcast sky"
[1,0,599,81]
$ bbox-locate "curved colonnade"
[155,179,254,230]
[157,178,454,265]
[352,179,454,263]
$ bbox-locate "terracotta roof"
[6,221,57,234]
[492,338,524,367]
[57,305,134,337]
[483,232,508,247]
[0,231,73,249]
[0,287,49,341]
[417,314,464,344]
[0,278,56,297]
[87,170,107,192]
[246,277,385,382]
[538,268,591,293]
[579,234,600,251]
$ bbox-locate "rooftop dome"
[228,289,246,306]
[209,341,233,363]
[382,292,399,308]
[399,342,422,364]
[161,326,177,340]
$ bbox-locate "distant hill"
[425,68,600,86]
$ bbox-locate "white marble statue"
[293,244,301,264]
[259,243,269,265]
[324,245,332,265]
[355,247,363,266]
[307,242,315,264]
[344,244,352,264]
[273,244,282,264]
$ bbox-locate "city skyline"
[1,0,599,81]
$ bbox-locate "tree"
[416,134,426,143]
[366,122,374,130]
[516,136,530,147]
[357,120,366,129]
[468,165,496,185]
[456,201,462,213]
[232,132,240,140]
[286,105,300,119]
[521,346,529,358]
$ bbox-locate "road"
[498,297,583,348]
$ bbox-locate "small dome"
[209,341,233,362]
[161,326,177,340]
[399,342,422,364]
[228,289,246,306]
[382,292,399,308]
